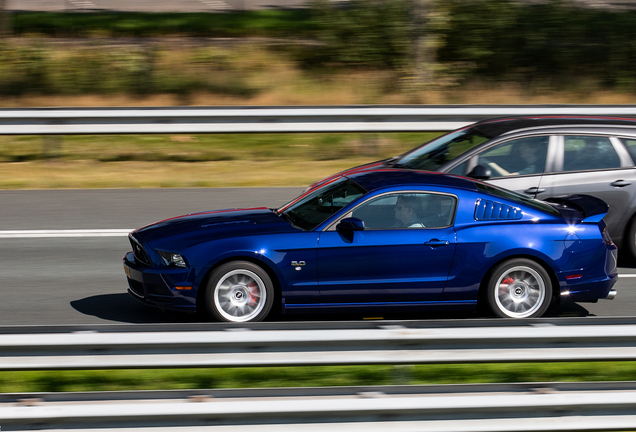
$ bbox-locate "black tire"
[204,261,274,323]
[627,218,636,261]
[485,258,552,318]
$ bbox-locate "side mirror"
[336,217,365,233]
[467,164,492,180]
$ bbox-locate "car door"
[540,134,636,239]
[316,192,457,304]
[471,135,555,199]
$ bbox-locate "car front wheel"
[486,258,552,318]
[205,261,274,322]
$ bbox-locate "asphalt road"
[0,187,633,326]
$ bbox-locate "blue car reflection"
[123,170,617,322]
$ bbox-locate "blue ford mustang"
[123,170,618,322]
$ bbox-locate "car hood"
[132,207,299,244]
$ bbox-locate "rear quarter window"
[563,136,620,171]
[474,182,560,217]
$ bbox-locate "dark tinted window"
[281,177,366,231]
[448,161,468,175]
[350,193,456,229]
[476,136,549,178]
[395,128,490,171]
[563,136,620,171]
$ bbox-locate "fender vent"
[474,199,522,221]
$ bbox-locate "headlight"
[157,251,187,268]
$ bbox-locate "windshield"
[280,177,367,231]
[394,128,490,171]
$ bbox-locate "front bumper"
[123,251,197,312]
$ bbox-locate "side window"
[350,193,456,229]
[475,136,549,179]
[619,138,636,165]
[563,136,620,172]
[447,161,468,176]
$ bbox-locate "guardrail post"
[391,364,413,385]
[43,135,63,160]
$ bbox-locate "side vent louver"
[474,199,522,221]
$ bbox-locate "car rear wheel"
[626,218,636,261]
[205,261,274,322]
[486,258,552,318]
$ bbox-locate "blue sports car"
[123,170,618,322]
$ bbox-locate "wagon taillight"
[601,225,614,246]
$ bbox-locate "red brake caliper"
[247,282,258,306]
[500,277,514,292]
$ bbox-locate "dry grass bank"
[4,84,636,108]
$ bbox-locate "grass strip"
[0,159,377,189]
[0,132,438,189]
[0,133,435,163]
[10,11,314,38]
[1,363,635,393]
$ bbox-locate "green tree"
[0,0,10,37]
[306,0,412,69]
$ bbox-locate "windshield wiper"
[278,211,293,223]
[278,211,303,229]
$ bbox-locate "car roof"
[472,115,636,138]
[346,169,478,192]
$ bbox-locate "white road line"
[67,0,98,8]
[0,230,133,238]
[3,228,636,288]
[199,0,232,10]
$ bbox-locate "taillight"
[601,226,614,246]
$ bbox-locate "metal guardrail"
[3,382,636,431]
[1,321,636,370]
[0,320,635,430]
[3,105,636,134]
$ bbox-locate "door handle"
[424,239,450,247]
[524,187,546,195]
[611,180,631,187]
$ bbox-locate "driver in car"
[394,195,425,228]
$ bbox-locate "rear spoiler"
[544,194,609,223]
